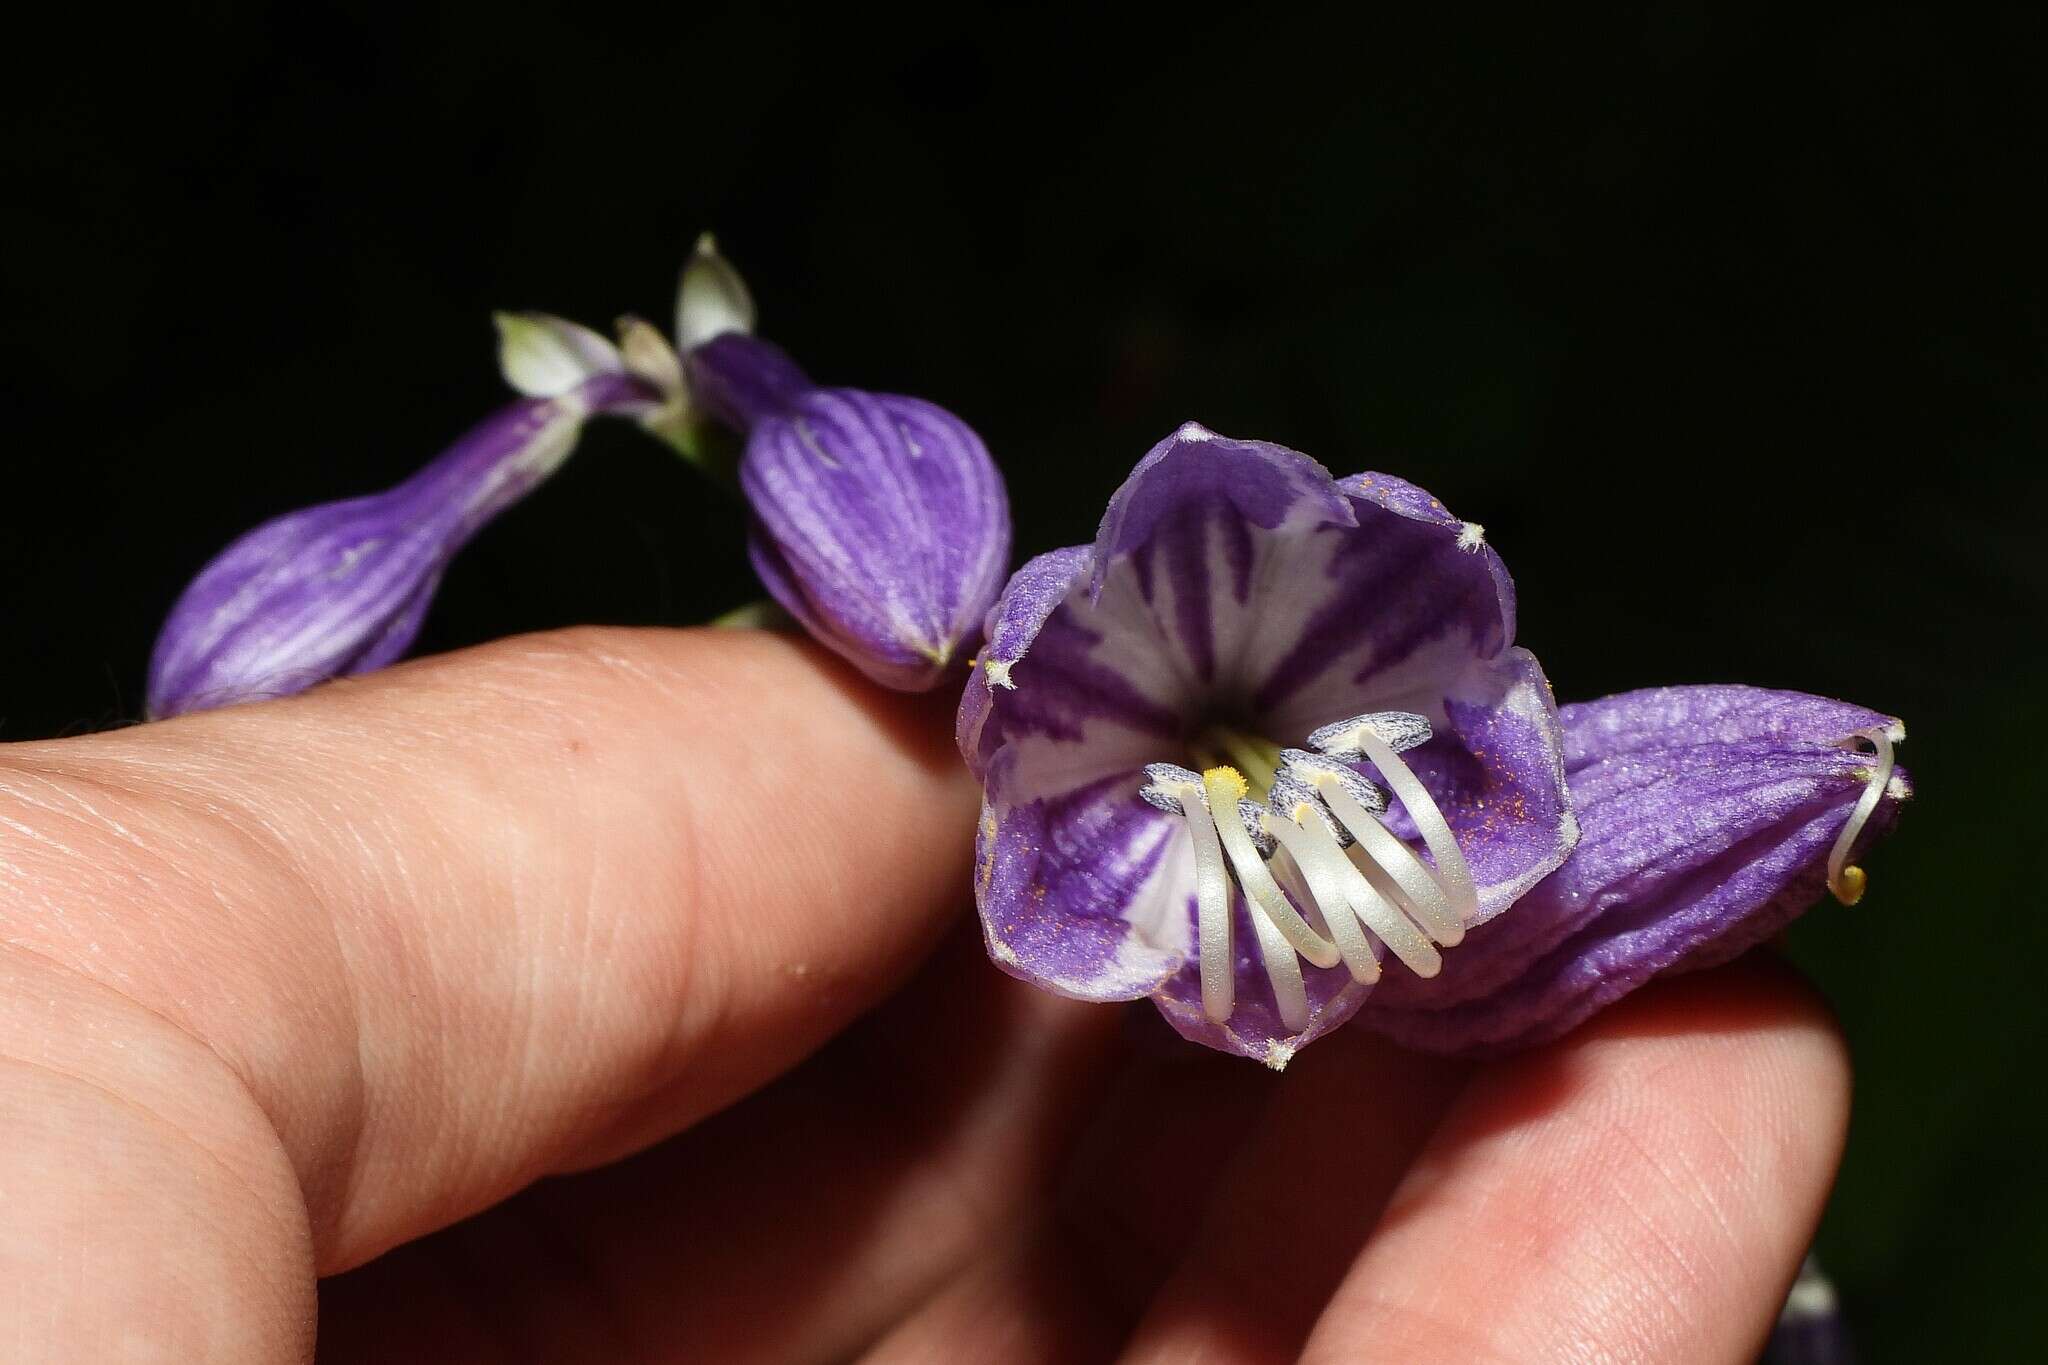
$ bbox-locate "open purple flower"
[680,239,1011,692]
[958,423,1576,1066]
[148,316,659,717]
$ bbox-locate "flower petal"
[1248,470,1517,739]
[1369,645,1577,923]
[493,310,626,398]
[675,232,758,353]
[689,329,1012,692]
[1085,423,1358,694]
[957,545,1096,777]
[975,769,1189,1003]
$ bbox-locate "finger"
[317,928,1125,1364]
[1300,955,1851,1365]
[0,626,975,1275]
[1053,1022,1293,1324]
[864,1030,1469,1365]
[1115,1032,1471,1364]
[0,943,316,1360]
[851,1013,1293,1365]
[857,1229,1127,1365]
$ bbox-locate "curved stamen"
[1205,769,1341,970]
[1179,787,1237,1023]
[1261,809,1374,980]
[1140,764,1236,1022]
[1264,801,1440,978]
[1309,713,1478,933]
[1261,802,1441,982]
[1348,728,1479,930]
[1827,726,1898,906]
[1296,761,1464,947]
[1141,717,1484,1033]
[1245,885,1310,1031]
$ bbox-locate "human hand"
[0,629,1846,1362]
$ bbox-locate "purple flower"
[148,315,659,717]
[958,424,1910,1067]
[958,423,1577,1066]
[680,239,1011,692]
[1356,683,1909,1055]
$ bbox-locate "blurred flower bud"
[147,324,658,717]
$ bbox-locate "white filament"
[1309,771,1465,947]
[1354,728,1479,931]
[1205,774,1341,970]
[1261,813,1379,981]
[1159,740,1477,1033]
[1265,806,1439,978]
[1826,727,1897,906]
[1245,889,1310,1031]
[1176,790,1237,1023]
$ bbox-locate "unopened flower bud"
[680,239,1011,692]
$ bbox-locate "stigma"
[1140,711,1480,1033]
[1827,725,1904,906]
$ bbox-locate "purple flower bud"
[679,239,1011,692]
[1357,684,1911,1054]
[148,354,657,718]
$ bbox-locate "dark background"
[4,4,2042,1358]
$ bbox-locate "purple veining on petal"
[147,370,656,718]
[1249,472,1518,735]
[1340,470,1517,642]
[959,545,1097,777]
[1382,646,1576,922]
[1356,684,1908,1053]
[739,388,1010,690]
[976,769,1187,1002]
[1091,425,1357,593]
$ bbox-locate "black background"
[4,5,2043,1358]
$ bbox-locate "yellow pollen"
[1194,727,1284,796]
[1202,765,1249,804]
[1833,865,1868,906]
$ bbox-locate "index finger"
[0,626,974,1279]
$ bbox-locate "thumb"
[0,626,976,1285]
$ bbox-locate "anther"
[1828,726,1900,906]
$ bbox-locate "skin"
[0,627,1850,1363]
